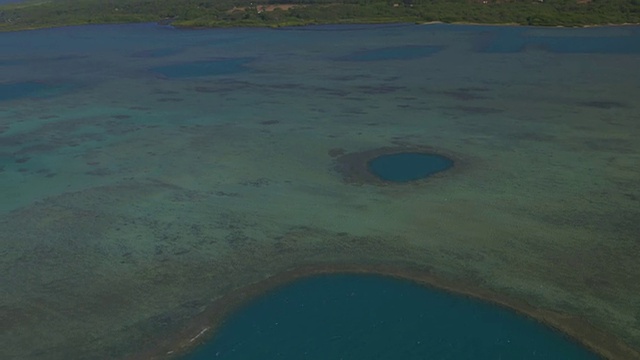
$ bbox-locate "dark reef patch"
[16,144,58,155]
[153,90,179,95]
[129,106,150,111]
[268,83,303,90]
[341,107,367,115]
[240,178,271,188]
[329,74,371,81]
[259,120,280,125]
[85,168,113,176]
[340,45,443,61]
[315,87,350,97]
[440,88,490,101]
[193,80,254,94]
[151,58,253,79]
[579,101,628,109]
[509,132,556,142]
[0,81,76,101]
[131,48,182,58]
[194,86,222,93]
[356,84,403,95]
[334,146,458,185]
[157,98,184,103]
[442,106,504,115]
[328,148,345,158]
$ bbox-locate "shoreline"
[1,18,639,33]
[130,263,640,360]
[420,20,640,28]
[173,19,640,31]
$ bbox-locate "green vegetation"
[0,0,639,31]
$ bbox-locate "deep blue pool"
[183,275,599,360]
[367,152,454,183]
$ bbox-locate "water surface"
[184,275,600,360]
[368,152,453,182]
[151,58,254,78]
[1,23,639,360]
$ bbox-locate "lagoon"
[1,23,639,360]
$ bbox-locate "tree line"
[1,0,639,31]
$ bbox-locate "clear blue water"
[368,153,454,182]
[1,22,639,360]
[183,275,600,360]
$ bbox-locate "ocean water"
[151,58,254,78]
[0,81,76,101]
[184,275,600,360]
[1,23,639,360]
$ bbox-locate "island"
[1,0,639,31]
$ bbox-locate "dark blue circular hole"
[367,152,453,183]
[182,275,599,360]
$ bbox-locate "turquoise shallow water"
[183,275,600,360]
[1,22,639,360]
